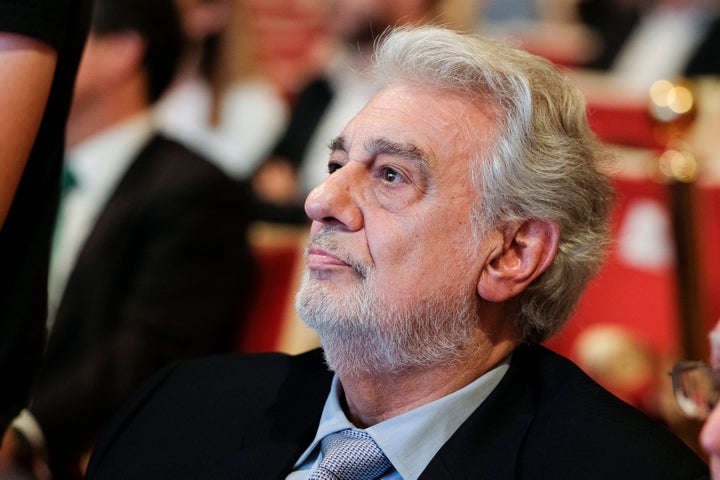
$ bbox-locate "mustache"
[306,229,370,279]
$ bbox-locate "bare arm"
[0,32,58,229]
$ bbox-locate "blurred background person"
[0,0,92,475]
[155,0,288,180]
[700,321,720,478]
[249,0,467,224]
[575,0,720,95]
[3,0,255,477]
[475,0,598,67]
[576,0,647,70]
[580,0,720,73]
[671,319,720,475]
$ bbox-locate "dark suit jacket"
[86,344,709,479]
[30,134,255,477]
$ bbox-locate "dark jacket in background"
[31,135,255,477]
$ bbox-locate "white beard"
[295,267,480,377]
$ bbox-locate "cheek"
[369,217,477,288]
[365,223,434,291]
[73,49,114,100]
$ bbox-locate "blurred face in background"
[72,33,119,109]
[71,31,143,114]
[174,0,228,42]
[327,0,435,44]
[701,322,720,479]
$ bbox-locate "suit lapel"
[231,348,539,480]
[72,136,159,268]
[230,349,334,480]
[207,435,316,480]
[49,137,159,355]
[420,346,537,479]
[58,136,158,309]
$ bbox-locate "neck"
[338,328,519,428]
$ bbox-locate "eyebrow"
[368,137,432,184]
[366,137,429,164]
[328,135,433,184]
[328,136,431,164]
[328,136,346,153]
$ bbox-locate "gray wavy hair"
[372,26,616,343]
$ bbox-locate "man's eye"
[327,162,342,174]
[382,167,402,183]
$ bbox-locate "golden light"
[648,78,698,145]
[658,148,698,183]
[650,79,675,107]
[670,85,693,114]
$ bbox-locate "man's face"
[72,33,113,109]
[296,82,499,374]
[71,31,141,113]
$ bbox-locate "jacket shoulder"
[87,348,331,479]
[514,344,709,479]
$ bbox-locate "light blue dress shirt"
[286,356,510,480]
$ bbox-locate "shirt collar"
[67,111,156,203]
[294,356,511,479]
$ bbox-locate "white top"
[155,76,287,179]
[47,112,155,331]
[297,51,382,194]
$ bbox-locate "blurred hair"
[373,26,616,343]
[92,0,184,101]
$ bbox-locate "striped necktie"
[308,429,392,480]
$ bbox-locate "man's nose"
[304,164,363,231]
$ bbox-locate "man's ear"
[477,219,559,302]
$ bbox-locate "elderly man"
[86,26,707,479]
